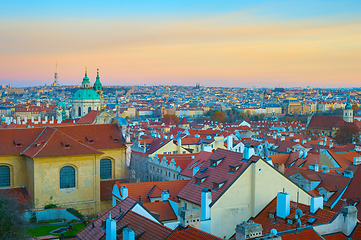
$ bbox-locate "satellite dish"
[270,229,277,236]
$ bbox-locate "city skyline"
[1,0,361,88]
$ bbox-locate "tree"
[352,104,359,115]
[161,114,180,124]
[239,112,250,122]
[210,111,226,123]
[335,123,360,145]
[0,195,29,239]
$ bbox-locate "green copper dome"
[94,69,102,91]
[72,88,100,100]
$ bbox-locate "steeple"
[82,68,91,89]
[94,68,102,91]
[343,93,353,123]
[346,94,352,110]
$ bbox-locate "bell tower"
[94,69,104,110]
[343,94,353,123]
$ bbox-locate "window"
[88,107,91,113]
[60,166,76,189]
[78,107,81,117]
[0,165,10,187]
[100,159,112,179]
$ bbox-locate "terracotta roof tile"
[0,186,31,206]
[323,232,348,240]
[177,149,259,206]
[115,180,189,203]
[167,225,223,240]
[252,197,338,235]
[279,228,323,239]
[142,201,177,221]
[100,178,128,200]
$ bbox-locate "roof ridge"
[32,127,58,157]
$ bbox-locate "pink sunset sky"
[1,1,360,88]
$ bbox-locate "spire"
[346,93,352,110]
[94,68,102,91]
[82,67,90,88]
[116,98,119,118]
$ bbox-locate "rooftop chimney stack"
[106,212,116,240]
[120,185,128,200]
[123,227,135,240]
[341,206,358,236]
[201,188,212,221]
[243,143,252,160]
[161,190,169,201]
[310,196,323,213]
[276,189,290,219]
[227,135,233,150]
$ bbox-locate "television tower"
[53,61,59,87]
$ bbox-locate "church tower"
[343,94,353,123]
[93,69,104,110]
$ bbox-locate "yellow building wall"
[149,142,179,157]
[0,147,127,216]
[210,159,311,238]
[0,155,28,189]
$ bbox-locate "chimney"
[303,151,308,159]
[201,188,211,221]
[17,117,21,125]
[243,143,252,161]
[329,142,333,148]
[280,136,285,141]
[57,115,62,124]
[120,185,128,200]
[161,190,169,201]
[314,164,319,172]
[276,189,290,219]
[341,206,358,236]
[123,227,135,240]
[24,116,27,123]
[106,212,116,240]
[177,138,182,147]
[318,141,323,146]
[235,221,265,240]
[31,116,34,123]
[301,139,306,144]
[310,196,323,213]
[227,135,233,150]
[273,134,276,139]
[38,116,41,122]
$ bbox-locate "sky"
[0,0,361,88]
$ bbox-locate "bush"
[67,208,84,221]
[29,211,37,223]
[44,203,59,209]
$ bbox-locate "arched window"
[88,107,91,113]
[0,165,10,187]
[100,159,112,180]
[78,107,81,117]
[60,166,76,189]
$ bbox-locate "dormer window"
[194,176,208,185]
[212,180,226,191]
[13,139,22,147]
[86,136,94,144]
[62,141,70,149]
[229,164,242,173]
[110,135,119,142]
[35,142,43,147]
[286,218,293,225]
[210,157,225,168]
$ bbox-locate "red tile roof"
[0,186,31,206]
[167,225,223,240]
[307,115,344,130]
[100,178,128,200]
[251,197,338,234]
[180,151,213,178]
[156,153,198,171]
[284,168,351,208]
[142,201,177,221]
[115,180,189,203]
[279,228,323,240]
[77,110,101,124]
[333,165,361,219]
[0,124,126,157]
[177,148,259,206]
[22,127,103,158]
[322,232,348,240]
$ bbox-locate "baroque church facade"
[71,68,103,119]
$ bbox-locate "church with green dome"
[71,68,103,119]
